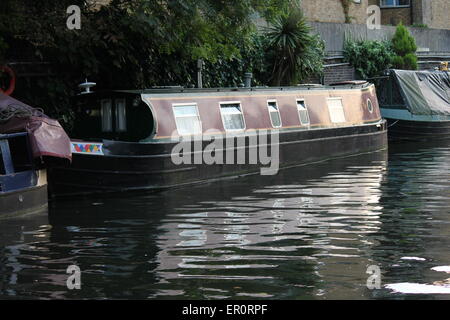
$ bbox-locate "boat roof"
[86,82,371,96]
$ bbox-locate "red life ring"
[0,65,16,96]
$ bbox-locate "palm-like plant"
[264,4,323,86]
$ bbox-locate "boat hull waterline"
[50,121,387,196]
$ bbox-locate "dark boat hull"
[386,118,450,141]
[49,121,388,197]
[0,184,48,218]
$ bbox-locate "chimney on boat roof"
[244,72,253,88]
[197,59,204,89]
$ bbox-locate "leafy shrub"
[344,39,395,79]
[411,23,428,28]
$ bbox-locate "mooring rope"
[0,103,45,123]
[388,120,399,128]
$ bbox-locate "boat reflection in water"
[25,150,385,299]
[3,140,450,300]
[149,151,388,299]
[0,209,50,297]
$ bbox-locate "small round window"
[367,99,374,113]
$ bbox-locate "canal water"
[1,140,450,300]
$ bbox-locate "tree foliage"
[263,3,324,86]
[391,23,418,70]
[0,0,324,128]
[344,39,395,79]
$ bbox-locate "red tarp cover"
[0,93,72,161]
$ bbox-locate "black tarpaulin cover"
[392,69,450,116]
[0,93,72,161]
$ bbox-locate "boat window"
[220,103,245,131]
[327,98,346,123]
[367,99,374,113]
[172,104,202,135]
[297,100,310,125]
[115,99,127,132]
[267,101,282,128]
[101,99,113,132]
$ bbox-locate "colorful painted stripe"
[71,142,104,155]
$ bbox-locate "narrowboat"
[0,93,71,217]
[376,69,450,140]
[0,132,48,217]
[48,81,387,197]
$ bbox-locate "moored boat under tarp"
[0,93,72,161]
[0,93,71,217]
[377,69,450,140]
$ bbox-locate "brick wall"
[301,0,370,25]
[301,61,356,85]
[323,63,356,84]
[380,7,412,26]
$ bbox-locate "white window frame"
[296,99,310,126]
[172,103,202,136]
[219,101,246,132]
[327,97,347,124]
[101,99,112,132]
[115,98,127,132]
[380,0,410,8]
[267,100,282,128]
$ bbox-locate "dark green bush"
[391,23,418,70]
[344,39,395,79]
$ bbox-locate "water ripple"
[1,141,450,299]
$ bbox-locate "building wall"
[369,0,450,29]
[302,0,450,30]
[310,21,450,55]
[379,7,412,26]
[301,0,414,26]
[429,0,450,30]
[300,0,370,24]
